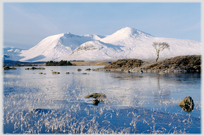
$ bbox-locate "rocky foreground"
[102,55,201,73]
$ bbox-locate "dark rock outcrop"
[38,67,45,70]
[92,99,100,105]
[102,55,201,73]
[4,66,16,70]
[104,59,144,70]
[142,55,201,73]
[178,96,194,112]
[85,93,107,105]
[92,68,99,71]
[85,68,91,71]
[25,67,45,70]
[52,71,60,74]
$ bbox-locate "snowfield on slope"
[64,27,200,61]
[3,47,25,61]
[19,33,104,61]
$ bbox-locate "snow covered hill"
[3,47,24,61]
[65,27,201,61]
[5,27,201,62]
[18,33,103,61]
[65,40,125,60]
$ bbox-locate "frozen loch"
[3,66,201,134]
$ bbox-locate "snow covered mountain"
[64,27,201,61]
[19,33,104,61]
[6,27,201,62]
[3,47,24,61]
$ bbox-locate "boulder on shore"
[25,67,45,70]
[38,67,45,70]
[52,71,60,74]
[84,93,107,103]
[92,99,100,105]
[4,66,16,70]
[30,67,37,70]
[92,68,99,71]
[178,96,194,112]
[4,66,11,70]
[85,68,91,71]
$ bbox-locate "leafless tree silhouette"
[152,42,170,62]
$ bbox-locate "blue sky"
[3,2,201,49]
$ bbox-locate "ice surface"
[3,66,201,134]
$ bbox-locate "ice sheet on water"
[3,102,200,134]
[3,66,201,134]
[4,74,22,78]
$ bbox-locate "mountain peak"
[115,27,153,38]
[100,27,153,44]
[63,32,79,38]
[119,27,134,32]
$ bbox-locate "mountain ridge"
[4,27,201,62]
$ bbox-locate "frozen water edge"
[3,66,201,134]
[3,104,200,134]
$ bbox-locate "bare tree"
[152,42,170,62]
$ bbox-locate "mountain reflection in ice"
[3,66,201,134]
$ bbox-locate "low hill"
[141,55,201,73]
[104,59,144,70]
[102,55,201,73]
